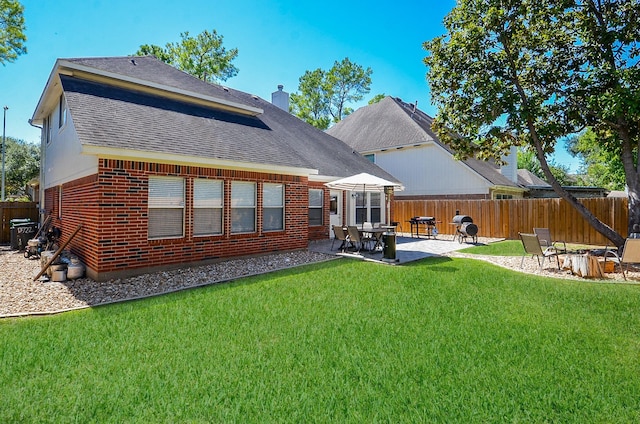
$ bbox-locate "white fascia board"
[309,175,342,183]
[31,61,67,123]
[82,145,318,177]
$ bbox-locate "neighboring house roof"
[517,169,549,186]
[32,56,399,182]
[327,96,520,189]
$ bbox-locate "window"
[364,154,375,163]
[330,194,339,216]
[309,189,323,226]
[263,183,284,231]
[496,194,514,200]
[355,193,367,225]
[44,117,51,145]
[193,179,223,236]
[58,95,67,128]
[231,181,256,233]
[148,177,184,239]
[356,192,381,224]
[370,192,381,222]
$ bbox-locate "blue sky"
[0,0,580,171]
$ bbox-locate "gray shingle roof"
[327,96,520,188]
[58,56,399,181]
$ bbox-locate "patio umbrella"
[324,173,404,226]
[324,172,404,193]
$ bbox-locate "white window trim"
[193,178,224,237]
[148,176,185,240]
[231,181,256,234]
[309,188,324,227]
[263,183,285,232]
[58,94,67,130]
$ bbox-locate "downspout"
[28,119,44,222]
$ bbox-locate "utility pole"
[2,106,7,201]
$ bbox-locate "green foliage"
[0,0,26,64]
[368,93,386,104]
[567,129,627,190]
[290,58,372,130]
[2,259,640,421]
[423,0,640,245]
[0,136,39,199]
[134,29,238,83]
[518,149,574,186]
[289,69,331,130]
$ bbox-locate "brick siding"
[44,159,325,280]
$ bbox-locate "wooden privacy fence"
[392,197,628,245]
[0,202,40,244]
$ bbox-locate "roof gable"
[39,56,400,181]
[328,96,519,188]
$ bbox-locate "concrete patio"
[309,233,485,264]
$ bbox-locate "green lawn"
[2,255,639,422]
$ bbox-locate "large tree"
[424,0,640,248]
[3,136,39,199]
[0,0,26,64]
[135,29,238,83]
[567,128,627,190]
[290,58,372,130]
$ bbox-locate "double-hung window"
[263,183,284,231]
[148,176,185,239]
[231,181,256,233]
[370,192,381,222]
[308,189,323,226]
[193,179,223,236]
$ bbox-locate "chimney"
[271,85,289,112]
[500,145,519,183]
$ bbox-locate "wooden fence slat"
[392,197,628,245]
[0,202,40,244]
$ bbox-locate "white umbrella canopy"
[325,173,404,227]
[324,172,404,192]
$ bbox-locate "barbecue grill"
[408,216,438,239]
[452,214,478,243]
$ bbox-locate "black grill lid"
[452,215,473,224]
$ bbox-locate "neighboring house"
[518,169,610,198]
[30,56,399,280]
[327,96,526,200]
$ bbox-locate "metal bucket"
[51,269,67,282]
[67,262,85,280]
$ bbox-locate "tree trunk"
[530,126,626,249]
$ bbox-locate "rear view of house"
[31,56,398,280]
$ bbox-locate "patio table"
[359,227,387,252]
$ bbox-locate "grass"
[2,257,640,422]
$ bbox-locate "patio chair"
[603,238,640,280]
[533,227,567,253]
[347,226,369,253]
[332,225,351,252]
[519,232,561,270]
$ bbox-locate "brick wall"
[45,159,320,280]
[307,181,330,240]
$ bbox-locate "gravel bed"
[0,247,334,318]
[448,251,640,284]
[2,244,638,318]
